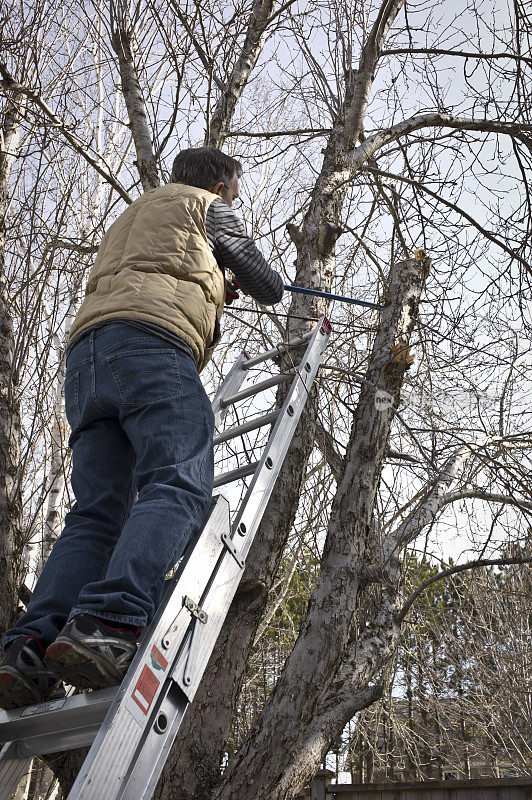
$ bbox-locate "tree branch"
[381,47,532,67]
[223,127,332,138]
[0,63,132,204]
[397,556,532,624]
[385,438,508,561]
[363,165,532,273]
[206,0,277,147]
[352,113,532,168]
[442,490,532,512]
[110,26,160,190]
[167,0,225,92]
[342,0,407,145]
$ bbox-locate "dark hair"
[170,147,242,189]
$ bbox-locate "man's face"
[221,174,239,208]
[209,173,240,207]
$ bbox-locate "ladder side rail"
[231,315,331,554]
[106,680,188,800]
[171,528,244,698]
[170,316,331,699]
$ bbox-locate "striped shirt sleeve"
[205,198,284,305]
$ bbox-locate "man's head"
[170,147,242,208]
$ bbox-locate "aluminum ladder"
[0,315,331,800]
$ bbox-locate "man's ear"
[209,181,224,196]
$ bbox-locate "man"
[0,147,283,709]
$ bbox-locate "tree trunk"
[0,95,25,639]
[111,27,159,191]
[161,1,409,795]
[210,257,427,800]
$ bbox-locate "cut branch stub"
[390,341,414,369]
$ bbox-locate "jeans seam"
[106,347,183,360]
[99,336,166,356]
[144,494,212,603]
[66,355,91,369]
[68,609,145,626]
[65,371,80,432]
[90,332,113,413]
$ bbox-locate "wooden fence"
[295,770,532,800]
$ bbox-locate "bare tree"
[1,0,531,798]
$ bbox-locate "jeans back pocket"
[106,348,183,406]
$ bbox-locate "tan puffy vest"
[69,183,226,372]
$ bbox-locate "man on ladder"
[0,147,284,710]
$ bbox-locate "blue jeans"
[3,322,214,648]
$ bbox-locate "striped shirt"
[205,197,283,304]
[67,197,283,362]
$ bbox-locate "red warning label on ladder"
[132,665,159,715]
[126,664,161,724]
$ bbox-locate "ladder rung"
[213,462,258,487]
[0,687,117,757]
[213,410,280,445]
[220,371,293,408]
[242,331,313,369]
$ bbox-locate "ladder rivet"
[305,362,311,372]
[265,457,273,469]
[287,405,294,416]
[184,676,191,685]
[238,522,247,535]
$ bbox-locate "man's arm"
[205,198,284,305]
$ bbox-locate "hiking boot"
[0,637,65,710]
[45,614,140,690]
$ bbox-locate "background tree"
[346,545,531,782]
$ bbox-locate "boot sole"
[0,668,40,709]
[0,667,64,710]
[45,638,124,691]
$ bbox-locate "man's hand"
[225,280,240,305]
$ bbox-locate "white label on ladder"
[125,645,169,726]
